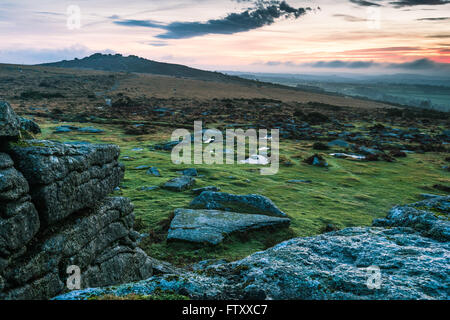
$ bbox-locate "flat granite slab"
[167,208,291,245]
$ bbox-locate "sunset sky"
[1,0,449,74]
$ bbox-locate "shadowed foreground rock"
[167,208,290,245]
[56,196,449,300]
[1,197,152,300]
[0,103,154,300]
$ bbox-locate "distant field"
[0,63,395,111]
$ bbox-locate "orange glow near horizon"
[0,0,449,74]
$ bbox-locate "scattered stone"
[163,176,196,192]
[239,155,270,165]
[190,191,287,217]
[139,186,159,191]
[167,208,291,245]
[327,139,351,149]
[54,126,74,133]
[355,146,383,156]
[54,125,104,134]
[146,167,161,177]
[192,186,220,195]
[287,180,312,184]
[153,141,179,151]
[134,165,150,170]
[304,154,328,167]
[179,168,198,177]
[77,127,104,134]
[330,153,365,160]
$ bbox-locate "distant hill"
[39,53,253,84]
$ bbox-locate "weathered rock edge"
[167,208,291,245]
[9,140,124,225]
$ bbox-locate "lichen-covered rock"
[9,140,124,225]
[0,101,20,139]
[190,191,287,217]
[56,226,450,300]
[373,195,449,242]
[0,197,153,300]
[0,153,40,257]
[167,209,291,245]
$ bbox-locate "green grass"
[36,120,450,266]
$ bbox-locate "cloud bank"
[265,58,450,72]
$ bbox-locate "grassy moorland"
[2,63,448,266]
[35,120,449,266]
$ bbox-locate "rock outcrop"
[162,176,195,192]
[9,140,124,225]
[167,208,291,245]
[0,102,153,300]
[57,196,450,300]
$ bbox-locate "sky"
[0,0,449,75]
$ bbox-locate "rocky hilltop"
[57,195,450,300]
[0,101,153,299]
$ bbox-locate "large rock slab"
[0,101,20,139]
[0,153,40,257]
[0,197,153,300]
[190,191,287,217]
[9,140,124,225]
[167,208,291,245]
[55,226,450,300]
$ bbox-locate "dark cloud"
[114,1,312,39]
[417,16,450,20]
[148,41,169,47]
[389,0,450,8]
[349,0,382,6]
